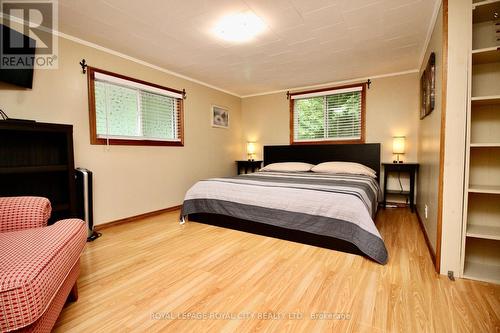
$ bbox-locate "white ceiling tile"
[313,23,350,43]
[290,0,342,15]
[245,0,304,32]
[278,24,316,43]
[347,23,384,43]
[383,0,430,23]
[58,0,438,95]
[339,0,383,12]
[302,5,344,30]
[341,3,383,27]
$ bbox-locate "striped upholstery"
[0,197,51,233]
[0,197,87,332]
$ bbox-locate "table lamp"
[247,142,256,161]
[393,136,405,163]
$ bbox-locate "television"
[0,24,35,89]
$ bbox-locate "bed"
[181,144,388,264]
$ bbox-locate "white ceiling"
[58,0,438,96]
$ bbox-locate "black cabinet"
[236,160,263,175]
[382,163,419,212]
[0,120,77,224]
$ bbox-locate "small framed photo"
[211,105,229,128]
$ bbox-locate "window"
[290,83,366,144]
[87,67,184,146]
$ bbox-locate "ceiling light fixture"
[213,12,266,42]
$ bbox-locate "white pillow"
[260,162,314,172]
[311,162,377,178]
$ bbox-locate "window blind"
[93,74,182,142]
[292,86,363,142]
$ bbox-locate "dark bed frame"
[188,143,381,256]
[263,143,381,183]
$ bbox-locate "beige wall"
[241,73,420,198]
[0,37,243,225]
[417,3,443,254]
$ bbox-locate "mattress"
[181,171,388,264]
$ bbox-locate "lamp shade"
[392,136,406,154]
[247,142,256,155]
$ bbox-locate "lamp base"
[393,154,404,163]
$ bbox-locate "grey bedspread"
[181,171,388,264]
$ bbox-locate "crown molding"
[240,69,419,98]
[418,0,442,71]
[1,13,242,97]
[57,32,421,99]
[56,32,242,98]
[2,12,428,99]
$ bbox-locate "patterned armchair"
[0,197,87,332]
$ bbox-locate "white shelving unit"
[466,225,500,240]
[472,47,500,65]
[470,143,500,147]
[471,95,500,105]
[463,261,500,284]
[461,0,500,284]
[468,185,500,194]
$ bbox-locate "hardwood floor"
[54,208,499,332]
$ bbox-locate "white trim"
[418,0,442,71]
[1,13,426,99]
[240,69,419,98]
[61,29,418,99]
[55,32,242,98]
[96,134,181,142]
[95,72,183,99]
[0,12,238,96]
[291,86,362,100]
[293,136,361,142]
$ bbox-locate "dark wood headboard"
[263,143,381,182]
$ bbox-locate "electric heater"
[75,168,99,241]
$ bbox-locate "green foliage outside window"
[294,91,361,140]
[94,81,176,140]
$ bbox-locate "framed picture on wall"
[211,105,229,128]
[420,52,436,119]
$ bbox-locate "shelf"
[463,261,500,284]
[471,95,500,106]
[386,190,410,195]
[472,47,500,65]
[470,143,500,147]
[473,1,500,23]
[0,165,68,174]
[469,185,500,194]
[467,225,500,240]
[473,0,500,8]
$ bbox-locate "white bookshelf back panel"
[467,193,500,229]
[469,148,500,187]
[471,104,500,143]
[465,238,500,267]
[472,63,500,97]
[473,21,499,50]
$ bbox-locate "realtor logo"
[1,0,58,69]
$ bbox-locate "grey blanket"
[181,171,388,264]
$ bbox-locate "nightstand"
[236,160,263,175]
[382,163,419,212]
